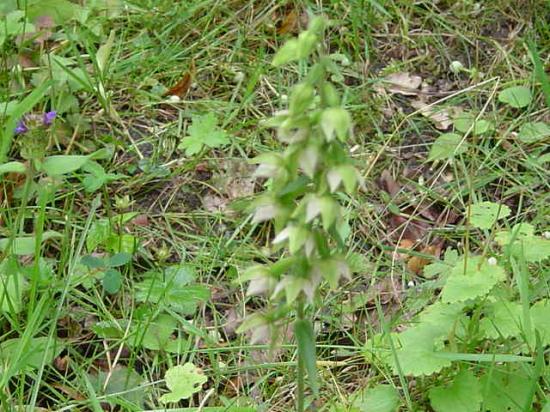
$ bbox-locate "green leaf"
[0,336,63,372]
[327,165,359,193]
[0,258,25,314]
[134,266,209,315]
[495,223,550,262]
[96,29,116,74]
[41,155,90,176]
[102,268,122,294]
[480,365,534,412]
[428,133,467,161]
[88,366,145,408]
[108,252,132,267]
[27,0,84,24]
[160,363,207,403]
[272,38,300,66]
[498,86,532,108]
[0,80,51,163]
[178,113,229,156]
[517,121,550,144]
[289,83,314,114]
[0,161,26,175]
[453,112,494,135]
[467,201,511,229]
[442,256,506,303]
[80,254,106,269]
[320,108,352,142]
[480,299,523,339]
[294,319,319,396]
[0,231,62,255]
[429,370,482,412]
[424,248,458,279]
[352,384,400,412]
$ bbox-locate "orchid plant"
[239,16,361,410]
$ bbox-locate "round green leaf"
[352,384,400,412]
[429,371,482,412]
[429,133,467,161]
[498,86,532,108]
[517,121,550,143]
[102,269,122,294]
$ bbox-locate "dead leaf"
[52,383,86,401]
[277,9,299,35]
[407,244,441,274]
[164,60,195,98]
[131,214,149,227]
[410,100,453,130]
[379,169,401,197]
[383,72,422,96]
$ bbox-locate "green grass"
[0,0,549,410]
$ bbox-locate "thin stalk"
[296,296,306,412]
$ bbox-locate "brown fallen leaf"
[164,60,195,98]
[410,100,454,130]
[383,72,422,96]
[407,244,441,274]
[277,9,299,35]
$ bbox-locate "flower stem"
[296,296,306,412]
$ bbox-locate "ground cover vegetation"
[0,0,549,411]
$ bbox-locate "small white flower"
[167,95,181,103]
[233,71,245,83]
[488,257,497,266]
[449,60,464,74]
[407,280,415,288]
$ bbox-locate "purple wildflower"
[15,120,28,135]
[43,111,56,126]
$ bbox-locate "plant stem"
[296,296,305,412]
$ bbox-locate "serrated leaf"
[498,86,532,108]
[480,365,534,411]
[495,224,550,262]
[352,384,400,412]
[530,299,550,346]
[178,113,229,156]
[424,248,458,279]
[480,299,523,339]
[387,302,464,376]
[442,256,506,303]
[429,370,482,412]
[428,133,467,161]
[467,201,511,229]
[160,363,207,403]
[517,122,550,143]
